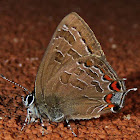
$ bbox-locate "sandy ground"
[0,0,139,139]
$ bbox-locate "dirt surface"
[0,0,139,139]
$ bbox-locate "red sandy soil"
[0,0,139,139]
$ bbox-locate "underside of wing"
[34,12,126,121]
[35,12,105,101]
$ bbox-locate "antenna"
[0,74,31,94]
[120,88,137,108]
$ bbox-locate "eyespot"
[110,105,120,113]
[109,81,121,92]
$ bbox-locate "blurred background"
[0,0,139,139]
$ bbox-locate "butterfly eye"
[110,105,120,113]
[27,95,34,106]
[23,94,34,107]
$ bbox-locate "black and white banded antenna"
[0,74,31,94]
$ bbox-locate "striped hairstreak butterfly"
[0,12,137,136]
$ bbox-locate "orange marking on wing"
[101,68,105,73]
[108,104,115,108]
[111,81,120,92]
[105,94,113,103]
[88,45,94,53]
[104,104,115,110]
[104,75,112,81]
[86,60,93,67]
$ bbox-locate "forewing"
[35,12,104,100]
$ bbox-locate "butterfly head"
[103,88,137,113]
[22,90,40,119]
[22,90,35,107]
[21,90,41,131]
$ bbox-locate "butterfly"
[0,12,137,136]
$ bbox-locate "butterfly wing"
[35,12,104,99]
[35,12,123,121]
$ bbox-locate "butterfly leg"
[21,116,28,131]
[40,118,46,135]
[66,119,77,137]
[21,108,31,131]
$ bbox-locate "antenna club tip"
[133,88,137,91]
